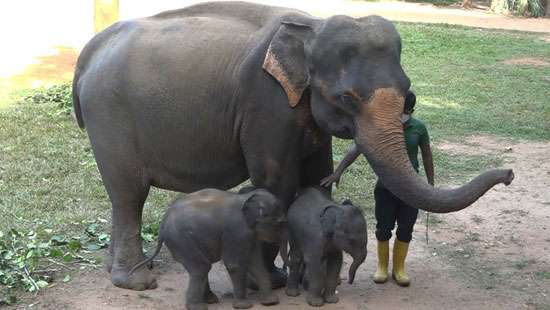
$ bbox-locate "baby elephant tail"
[130,238,164,275]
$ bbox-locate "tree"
[462,0,473,8]
[490,0,546,16]
[94,0,119,33]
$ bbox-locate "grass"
[398,23,550,141]
[0,102,178,234]
[1,23,549,302]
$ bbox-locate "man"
[321,90,434,286]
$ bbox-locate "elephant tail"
[130,237,164,275]
[72,71,85,129]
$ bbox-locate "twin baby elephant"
[131,187,368,310]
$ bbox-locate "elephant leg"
[285,236,302,297]
[324,251,342,304]
[225,262,252,309]
[222,241,253,309]
[109,189,156,291]
[249,242,279,306]
[186,271,209,310]
[172,249,213,308]
[304,255,325,307]
[300,140,333,197]
[204,281,219,304]
[94,159,155,289]
[246,150,300,288]
[85,118,156,290]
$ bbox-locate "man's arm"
[418,123,434,186]
[420,143,434,186]
[320,143,361,187]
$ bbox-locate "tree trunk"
[94,0,120,33]
[542,0,549,16]
[462,0,473,8]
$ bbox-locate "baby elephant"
[131,188,285,310]
[285,187,368,307]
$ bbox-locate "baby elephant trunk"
[348,251,367,284]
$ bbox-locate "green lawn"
[0,23,549,302]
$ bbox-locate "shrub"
[17,82,73,112]
[491,0,545,17]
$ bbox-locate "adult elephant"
[72,1,514,290]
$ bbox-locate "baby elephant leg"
[304,254,325,307]
[204,281,219,304]
[174,252,211,310]
[324,251,342,304]
[285,238,303,297]
[249,243,279,306]
[224,260,252,309]
[185,271,210,310]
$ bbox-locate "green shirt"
[404,117,430,172]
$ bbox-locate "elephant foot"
[247,267,287,290]
[232,299,253,309]
[285,287,300,297]
[186,302,208,310]
[105,252,113,273]
[260,292,279,306]
[111,265,157,291]
[306,294,324,307]
[324,293,339,304]
[301,276,309,291]
[205,290,219,304]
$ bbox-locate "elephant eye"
[339,94,359,113]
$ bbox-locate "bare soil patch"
[502,57,550,67]
[9,135,550,309]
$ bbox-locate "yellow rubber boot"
[373,240,389,284]
[392,240,411,287]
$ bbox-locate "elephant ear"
[242,193,266,228]
[320,206,344,238]
[263,20,314,107]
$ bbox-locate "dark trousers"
[374,181,418,243]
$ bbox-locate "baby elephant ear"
[242,193,265,228]
[262,21,314,107]
[320,206,343,238]
[341,198,354,206]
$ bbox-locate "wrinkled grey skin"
[284,188,367,307]
[130,188,284,310]
[73,1,513,290]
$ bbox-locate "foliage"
[491,0,545,16]
[0,219,108,305]
[16,82,73,114]
[0,217,161,305]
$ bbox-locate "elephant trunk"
[348,251,366,284]
[355,88,514,214]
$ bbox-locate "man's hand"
[320,173,341,188]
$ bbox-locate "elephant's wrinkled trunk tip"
[354,88,516,214]
[348,253,366,284]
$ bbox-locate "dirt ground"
[9,135,548,309]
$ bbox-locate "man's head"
[400,90,416,124]
[404,90,416,115]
